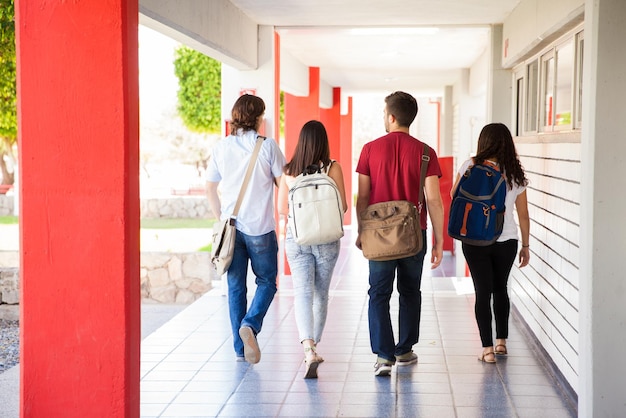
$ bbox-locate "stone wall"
[0,251,217,306]
[141,252,216,303]
[0,195,211,219]
[0,195,14,216]
[0,268,19,305]
[141,196,211,219]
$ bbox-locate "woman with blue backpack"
[277,120,348,378]
[450,123,531,363]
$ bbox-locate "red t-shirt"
[356,131,442,229]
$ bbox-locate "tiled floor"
[140,228,577,418]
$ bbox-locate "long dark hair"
[229,94,265,135]
[284,120,331,176]
[474,123,528,189]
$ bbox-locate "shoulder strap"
[231,136,265,221]
[324,160,334,174]
[418,144,431,213]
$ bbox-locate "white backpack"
[288,162,344,245]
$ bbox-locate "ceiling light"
[349,27,439,36]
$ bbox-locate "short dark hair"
[284,120,330,176]
[385,91,418,127]
[230,94,265,135]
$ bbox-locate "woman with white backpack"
[278,120,348,379]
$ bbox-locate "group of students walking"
[205,91,530,378]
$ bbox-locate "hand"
[430,247,443,269]
[519,247,530,267]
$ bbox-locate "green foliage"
[0,215,18,224]
[0,0,16,144]
[173,47,221,134]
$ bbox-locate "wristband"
[522,245,529,248]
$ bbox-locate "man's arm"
[424,175,444,269]
[354,174,371,249]
[205,181,221,220]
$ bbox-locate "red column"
[340,97,354,225]
[284,67,321,160]
[321,88,353,224]
[16,1,140,417]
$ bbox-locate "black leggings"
[462,239,518,347]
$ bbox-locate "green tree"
[0,0,16,191]
[173,46,221,134]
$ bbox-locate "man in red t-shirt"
[355,91,444,377]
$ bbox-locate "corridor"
[139,227,576,418]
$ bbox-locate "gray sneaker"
[395,351,418,365]
[374,361,393,376]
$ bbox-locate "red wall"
[340,97,353,225]
[16,1,140,416]
[438,156,455,253]
[284,67,321,160]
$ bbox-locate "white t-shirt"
[457,158,526,242]
[206,130,286,236]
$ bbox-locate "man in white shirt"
[206,95,286,364]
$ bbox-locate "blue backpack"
[448,161,507,246]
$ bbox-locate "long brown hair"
[229,94,265,135]
[474,123,527,189]
[284,120,331,176]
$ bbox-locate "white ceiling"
[228,0,521,95]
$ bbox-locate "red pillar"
[321,87,354,224]
[284,67,321,160]
[16,1,140,417]
[340,97,354,225]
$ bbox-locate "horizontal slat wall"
[511,141,580,393]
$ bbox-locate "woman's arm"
[515,189,530,267]
[450,172,461,198]
[329,162,349,213]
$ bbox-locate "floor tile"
[138,228,577,417]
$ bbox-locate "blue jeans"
[368,230,427,363]
[227,229,278,357]
[285,231,340,344]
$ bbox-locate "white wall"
[502,0,584,67]
[511,140,581,392]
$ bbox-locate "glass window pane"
[555,40,574,126]
[543,57,555,127]
[516,78,524,136]
[576,35,584,126]
[526,61,538,132]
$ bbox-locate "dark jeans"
[367,230,427,363]
[462,239,517,347]
[227,230,278,357]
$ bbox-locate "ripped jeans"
[285,230,340,344]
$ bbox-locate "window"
[511,26,583,136]
[575,32,584,128]
[526,60,538,132]
[555,40,574,129]
[516,77,524,136]
[541,52,555,130]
